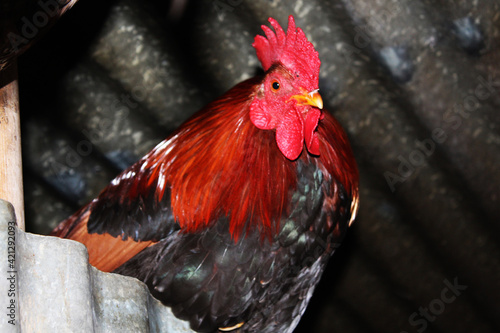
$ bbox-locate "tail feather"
[51,205,155,272]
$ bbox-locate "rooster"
[52,16,359,333]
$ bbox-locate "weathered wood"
[0,62,24,230]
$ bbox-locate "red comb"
[253,15,321,91]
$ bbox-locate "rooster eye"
[271,80,280,91]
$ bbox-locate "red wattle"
[304,109,322,156]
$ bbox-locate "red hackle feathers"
[317,112,359,224]
[139,78,297,241]
[253,15,321,92]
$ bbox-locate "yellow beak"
[291,89,323,110]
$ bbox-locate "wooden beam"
[0,62,24,230]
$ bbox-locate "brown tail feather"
[51,206,155,272]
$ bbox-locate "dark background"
[14,0,500,332]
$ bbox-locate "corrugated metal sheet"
[0,199,194,332]
[15,0,500,332]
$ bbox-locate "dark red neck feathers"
[317,112,359,209]
[146,77,297,241]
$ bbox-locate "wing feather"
[51,145,180,272]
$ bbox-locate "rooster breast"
[114,159,353,333]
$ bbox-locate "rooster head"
[250,15,323,161]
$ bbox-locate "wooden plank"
[0,62,24,230]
